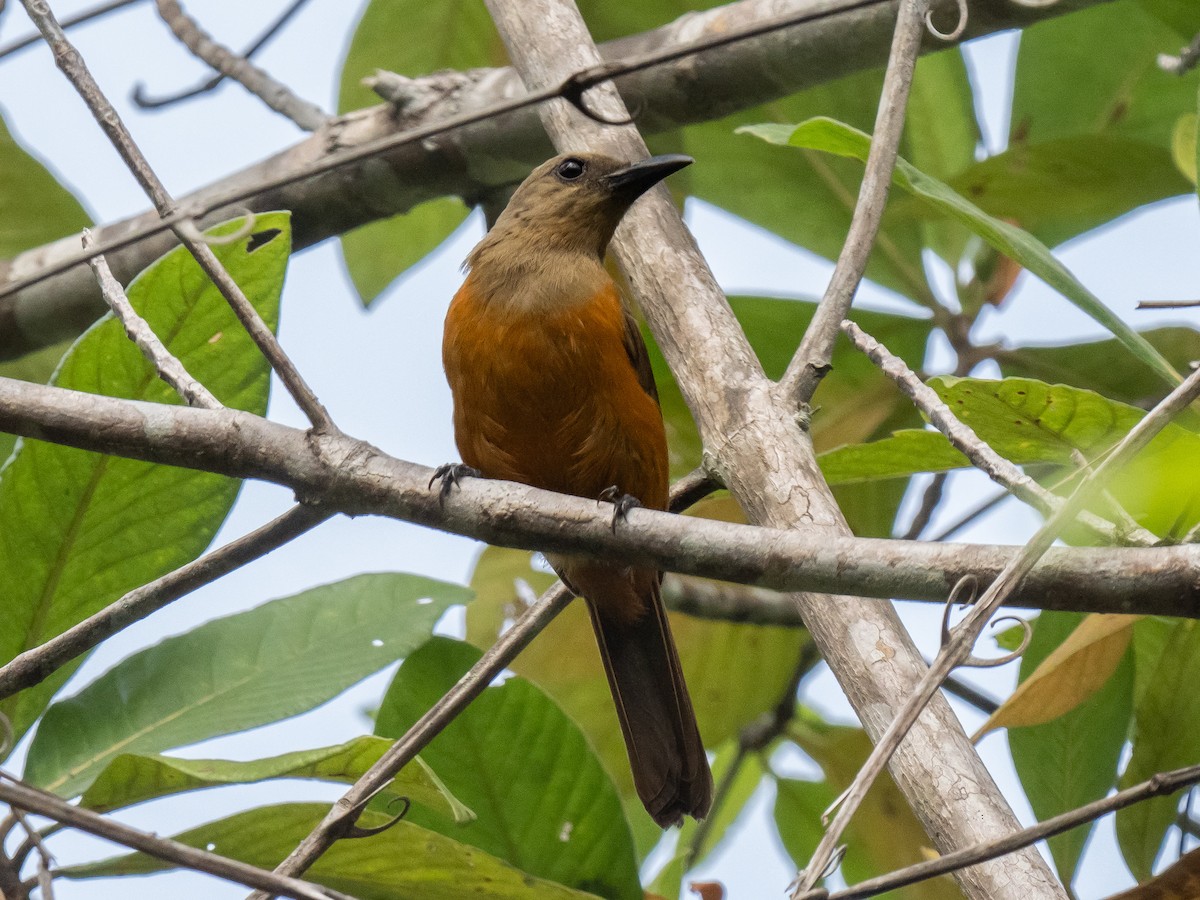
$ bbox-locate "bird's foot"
[598,485,642,533]
[430,463,481,505]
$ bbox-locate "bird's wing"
[621,308,660,405]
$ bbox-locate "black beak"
[604,154,693,198]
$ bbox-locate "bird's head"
[468,152,693,267]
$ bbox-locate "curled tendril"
[957,614,1033,669]
[940,577,1032,668]
[346,796,411,839]
[179,209,259,246]
[925,0,968,41]
[560,65,638,126]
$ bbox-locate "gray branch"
[1,376,1195,618]
[0,0,1109,361]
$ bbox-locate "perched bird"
[441,152,712,826]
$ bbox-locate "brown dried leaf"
[1107,845,1200,899]
[974,613,1140,740]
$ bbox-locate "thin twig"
[0,504,330,701]
[19,0,335,432]
[1137,298,1200,309]
[941,675,999,715]
[900,473,946,540]
[0,0,144,61]
[0,773,353,900]
[843,321,1160,548]
[84,230,221,409]
[928,489,1011,542]
[790,326,1200,896]
[827,762,1200,899]
[1158,31,1200,75]
[145,0,326,130]
[778,0,930,405]
[133,0,311,110]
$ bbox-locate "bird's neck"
[465,239,612,317]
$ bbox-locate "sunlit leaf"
[60,803,601,899]
[0,214,289,748]
[24,573,467,797]
[79,739,473,823]
[376,637,642,900]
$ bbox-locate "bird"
[440,151,712,827]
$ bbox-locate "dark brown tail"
[586,584,713,827]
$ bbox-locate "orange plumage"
[442,152,712,826]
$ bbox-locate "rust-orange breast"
[442,276,668,512]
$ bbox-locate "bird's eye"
[556,158,586,181]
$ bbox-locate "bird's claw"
[430,463,481,505]
[598,485,641,533]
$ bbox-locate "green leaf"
[739,117,1181,387]
[1012,1,1200,149]
[339,197,470,307]
[0,338,72,463]
[1174,112,1198,184]
[1008,612,1134,885]
[997,327,1200,415]
[0,214,289,747]
[939,136,1189,248]
[23,572,469,798]
[0,110,91,257]
[819,429,970,485]
[376,637,642,900]
[60,802,601,899]
[1118,620,1200,880]
[79,738,473,824]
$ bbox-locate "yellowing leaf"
[975,614,1139,739]
[1171,113,1197,185]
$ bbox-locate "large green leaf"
[739,118,1181,387]
[0,109,91,258]
[23,573,469,798]
[997,327,1200,415]
[376,637,642,900]
[1012,1,1200,149]
[939,136,1189,249]
[0,214,289,747]
[60,802,601,900]
[1008,612,1134,885]
[78,738,473,824]
[1118,620,1200,880]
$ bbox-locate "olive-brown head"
[467,152,693,272]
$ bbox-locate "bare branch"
[2,376,1197,618]
[828,762,1200,899]
[146,0,327,130]
[0,0,1112,361]
[779,0,929,405]
[0,0,144,61]
[791,343,1200,896]
[843,320,1162,547]
[0,504,330,702]
[84,230,221,409]
[133,0,312,110]
[18,0,334,432]
[0,772,354,900]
